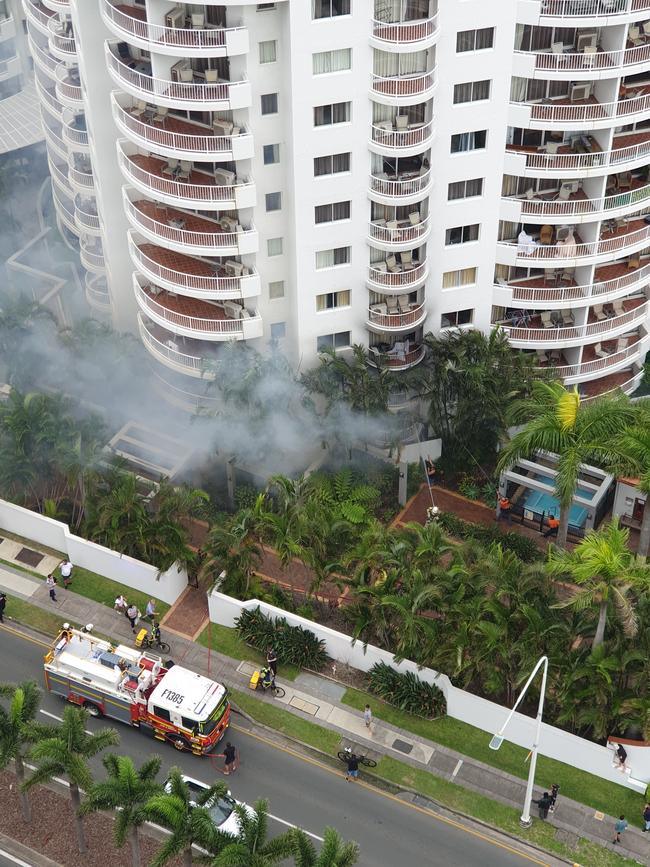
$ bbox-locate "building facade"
[25,0,650,409]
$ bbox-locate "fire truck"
[43,627,230,754]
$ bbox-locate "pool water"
[521,474,594,527]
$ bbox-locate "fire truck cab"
[44,627,230,754]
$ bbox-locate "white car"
[164,774,255,838]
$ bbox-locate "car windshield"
[207,793,236,825]
[199,695,228,736]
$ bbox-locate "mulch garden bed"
[0,771,182,867]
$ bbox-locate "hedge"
[437,512,542,562]
[235,606,328,671]
[368,662,446,718]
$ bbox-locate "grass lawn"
[2,595,83,636]
[196,624,299,681]
[342,687,642,821]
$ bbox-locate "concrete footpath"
[0,561,648,865]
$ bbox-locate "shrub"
[368,662,446,719]
[437,512,541,562]
[235,606,328,671]
[234,483,260,511]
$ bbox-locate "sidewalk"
[0,561,647,865]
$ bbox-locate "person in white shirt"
[114,594,128,613]
[145,598,158,621]
[59,560,73,589]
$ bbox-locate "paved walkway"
[0,562,647,864]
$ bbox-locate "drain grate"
[392,738,414,754]
[15,547,44,568]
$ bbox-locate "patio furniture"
[560,267,575,284]
[213,119,233,135]
[180,69,195,83]
[540,225,554,245]
[395,114,409,129]
[168,217,186,230]
[386,220,398,230]
[191,13,205,28]
[131,100,147,118]
[594,342,612,358]
[535,349,549,363]
[612,299,625,316]
[545,141,559,155]
[628,25,644,47]
[204,69,219,83]
[214,168,236,186]
[627,252,641,269]
[551,42,564,54]
[386,254,401,272]
[616,336,630,351]
[593,304,607,321]
[544,268,556,286]
[397,296,411,313]
[541,311,555,328]
[161,158,179,177]
[617,171,632,191]
[400,250,415,270]
[176,160,192,181]
[408,211,421,226]
[561,311,575,326]
[153,106,168,124]
[582,45,597,67]
[386,298,400,315]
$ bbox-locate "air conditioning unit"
[561,180,580,195]
[576,32,597,52]
[570,83,591,102]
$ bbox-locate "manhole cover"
[15,547,44,568]
[392,738,413,754]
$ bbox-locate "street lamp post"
[489,655,549,828]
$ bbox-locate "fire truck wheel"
[83,702,102,718]
[171,736,188,752]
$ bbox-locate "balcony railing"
[507,135,650,173]
[367,345,426,369]
[369,170,431,199]
[515,93,650,124]
[367,302,426,330]
[370,120,433,150]
[371,14,439,46]
[80,239,105,271]
[137,313,215,378]
[582,369,643,401]
[54,64,82,103]
[369,215,429,245]
[520,43,650,72]
[42,122,67,160]
[52,185,76,233]
[68,164,94,189]
[47,156,71,193]
[47,18,75,55]
[62,110,88,147]
[497,300,648,342]
[502,261,650,305]
[23,0,55,32]
[502,222,650,262]
[28,34,58,74]
[367,260,427,290]
[543,339,644,379]
[371,70,435,98]
[509,181,650,218]
[538,0,650,17]
[74,197,100,231]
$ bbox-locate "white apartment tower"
[25,0,650,410]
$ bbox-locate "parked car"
[163,773,255,837]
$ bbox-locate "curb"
[0,831,62,867]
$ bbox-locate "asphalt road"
[0,625,557,867]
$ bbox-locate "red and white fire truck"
[44,627,230,754]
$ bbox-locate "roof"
[0,80,45,155]
[150,665,226,720]
[617,476,641,487]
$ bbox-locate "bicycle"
[258,679,285,698]
[253,667,285,698]
[337,749,377,768]
[139,632,171,654]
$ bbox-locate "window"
[316,290,350,311]
[315,246,350,269]
[441,309,474,327]
[445,224,480,245]
[265,192,282,212]
[314,152,350,176]
[315,201,350,223]
[313,48,351,75]
[263,144,279,165]
[257,3,275,9]
[181,716,197,731]
[457,28,494,53]
[317,330,350,350]
[314,102,350,126]
[442,268,477,289]
[267,237,283,256]
[312,0,350,17]
[268,280,285,299]
[453,80,491,104]
[261,93,278,115]
[270,322,286,339]
[448,178,484,200]
[153,706,171,722]
[451,130,487,153]
[259,40,277,63]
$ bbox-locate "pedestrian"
[542,514,560,538]
[144,598,158,622]
[642,803,650,832]
[345,752,359,782]
[497,493,512,524]
[46,574,58,602]
[549,783,560,813]
[425,458,436,484]
[80,623,93,634]
[533,792,552,819]
[126,603,139,633]
[612,814,628,844]
[59,559,73,589]
[266,646,278,677]
[114,594,127,613]
[616,743,628,769]
[217,741,237,775]
[363,705,372,729]
[0,592,6,623]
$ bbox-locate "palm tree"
[497,381,633,548]
[290,827,359,867]
[24,705,119,853]
[143,767,230,867]
[79,754,162,867]
[300,344,393,415]
[0,680,51,822]
[614,405,650,560]
[548,520,650,648]
[210,798,294,867]
[199,501,264,597]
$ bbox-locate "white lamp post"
[489,655,549,828]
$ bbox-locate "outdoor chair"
[594,342,612,358]
[541,311,555,328]
[161,158,179,177]
[540,225,554,245]
[152,106,168,124]
[205,69,219,83]
[176,160,192,181]
[593,303,607,321]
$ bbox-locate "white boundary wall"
[0,500,187,605]
[209,590,649,792]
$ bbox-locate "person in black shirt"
[0,592,6,623]
[533,792,552,819]
[345,752,359,781]
[267,647,278,677]
[220,742,237,775]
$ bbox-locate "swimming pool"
[521,474,594,527]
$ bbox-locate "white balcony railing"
[137,313,215,378]
[514,92,650,124]
[370,120,433,150]
[501,222,650,263]
[47,18,75,55]
[80,239,105,270]
[62,111,88,147]
[371,13,439,46]
[498,300,648,343]
[509,181,650,218]
[367,261,428,290]
[68,164,94,188]
[502,261,650,305]
[74,197,100,231]
[519,43,650,73]
[544,339,644,379]
[369,215,429,245]
[538,0,650,18]
[507,135,650,173]
[23,0,54,32]
[368,302,426,330]
[35,78,63,117]
[371,70,435,98]
[367,345,426,370]
[29,34,58,74]
[582,369,643,401]
[369,170,431,199]
[54,64,82,102]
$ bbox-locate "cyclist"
[259,665,275,691]
[151,621,162,644]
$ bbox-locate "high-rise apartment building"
[25,0,650,410]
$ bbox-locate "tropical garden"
[0,682,360,866]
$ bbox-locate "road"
[0,625,557,867]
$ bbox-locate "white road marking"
[39,708,93,735]
[451,759,463,778]
[268,812,324,842]
[0,849,36,866]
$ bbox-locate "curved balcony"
[370,70,436,106]
[128,233,260,300]
[47,17,76,59]
[61,109,88,150]
[123,190,258,257]
[542,337,647,384]
[111,93,254,162]
[47,156,72,196]
[370,13,440,51]
[502,180,650,224]
[497,298,648,347]
[52,185,78,237]
[367,343,426,370]
[100,0,249,58]
[116,141,255,211]
[536,0,650,25]
[368,169,432,206]
[35,77,63,119]
[367,301,427,333]
[42,0,70,12]
[504,132,650,178]
[28,33,58,78]
[513,43,650,80]
[74,196,100,234]
[105,43,251,111]
[580,367,644,400]
[368,214,430,252]
[151,368,222,414]
[54,64,82,107]
[42,121,68,161]
[85,272,111,313]
[134,276,262,342]
[369,120,434,158]
[79,238,105,273]
[23,0,56,35]
[510,89,650,130]
[68,161,94,193]
[367,259,428,294]
[137,313,218,380]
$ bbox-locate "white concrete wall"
[209,588,648,792]
[613,479,646,519]
[0,499,187,604]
